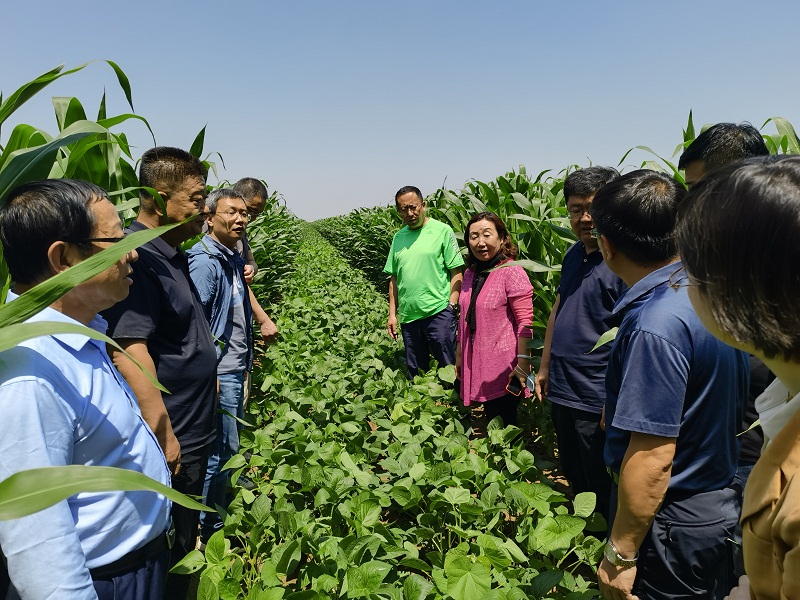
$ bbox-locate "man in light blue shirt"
[0,179,172,599]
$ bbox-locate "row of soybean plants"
[313,167,575,451]
[247,193,305,307]
[182,223,605,600]
[314,206,404,292]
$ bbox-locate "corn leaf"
[0,465,210,520]
[0,223,178,328]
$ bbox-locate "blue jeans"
[200,371,245,542]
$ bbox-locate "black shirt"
[101,220,218,453]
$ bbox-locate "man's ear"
[46,240,77,275]
[152,190,169,216]
[599,234,617,261]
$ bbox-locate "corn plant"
[0,63,211,516]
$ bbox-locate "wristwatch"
[448,302,459,312]
[604,540,637,568]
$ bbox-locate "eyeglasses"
[569,208,591,219]
[589,228,600,239]
[64,236,127,244]
[667,266,700,291]
[210,210,250,221]
[397,204,423,214]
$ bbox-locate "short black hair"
[678,122,769,172]
[563,166,620,202]
[395,186,423,204]
[678,155,800,361]
[138,146,207,212]
[233,177,268,203]
[591,169,686,266]
[0,179,106,284]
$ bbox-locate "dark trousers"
[484,393,521,427]
[400,306,456,378]
[550,402,611,521]
[165,445,210,599]
[93,546,169,600]
[609,486,739,600]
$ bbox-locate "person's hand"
[259,317,279,345]
[243,264,255,285]
[387,315,398,340]
[724,575,751,599]
[534,370,549,402]
[510,366,527,389]
[164,432,182,475]
[598,558,639,600]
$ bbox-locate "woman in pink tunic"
[456,212,534,430]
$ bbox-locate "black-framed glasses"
[396,204,423,214]
[667,266,700,291]
[64,236,127,244]
[589,228,600,239]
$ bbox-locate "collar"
[755,378,799,446]
[203,234,237,258]
[127,219,181,260]
[5,291,105,352]
[612,260,682,315]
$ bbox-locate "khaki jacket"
[742,408,800,599]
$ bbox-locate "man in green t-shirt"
[384,185,464,378]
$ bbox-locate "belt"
[89,526,173,580]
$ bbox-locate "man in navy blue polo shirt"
[102,147,219,599]
[535,166,624,522]
[591,170,748,600]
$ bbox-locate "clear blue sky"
[2,1,799,220]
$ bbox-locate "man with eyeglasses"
[384,186,464,378]
[231,177,278,347]
[0,179,171,599]
[535,166,623,524]
[187,189,254,548]
[591,170,748,600]
[101,147,218,598]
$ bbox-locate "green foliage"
[194,224,603,598]
[314,206,404,291]
[0,465,210,520]
[248,191,305,307]
[0,64,214,520]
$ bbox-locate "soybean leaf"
[573,491,596,518]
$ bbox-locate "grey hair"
[204,188,245,213]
